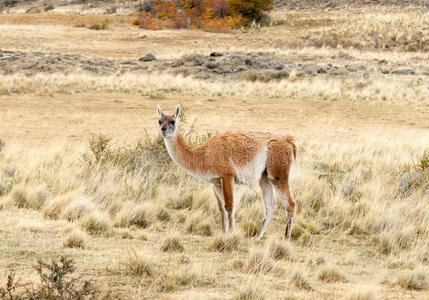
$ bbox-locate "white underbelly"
[232,147,267,187]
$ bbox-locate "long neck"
[164,132,197,172]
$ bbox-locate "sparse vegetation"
[1,2,428,299]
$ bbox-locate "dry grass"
[291,270,312,290]
[63,229,88,249]
[0,6,428,299]
[318,267,348,283]
[1,73,429,108]
[396,270,428,291]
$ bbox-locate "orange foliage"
[133,0,245,32]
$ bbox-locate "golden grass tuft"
[114,202,155,228]
[208,233,241,252]
[239,202,263,238]
[291,270,312,290]
[186,211,214,236]
[62,197,96,221]
[63,229,88,249]
[124,250,154,277]
[160,235,184,252]
[245,248,275,274]
[233,285,265,300]
[80,211,112,236]
[43,192,79,220]
[9,184,48,210]
[396,270,428,291]
[318,267,348,283]
[269,240,291,261]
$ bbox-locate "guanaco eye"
[158,120,162,125]
[170,120,175,125]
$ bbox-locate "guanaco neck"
[164,131,197,172]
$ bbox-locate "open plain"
[0,2,429,299]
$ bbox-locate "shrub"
[228,0,273,22]
[0,257,96,299]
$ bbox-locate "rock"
[0,138,3,152]
[205,62,219,69]
[338,51,353,60]
[380,69,390,74]
[270,70,289,79]
[345,65,357,72]
[26,7,41,13]
[4,0,18,7]
[391,66,415,75]
[210,52,223,57]
[274,64,284,70]
[139,53,156,62]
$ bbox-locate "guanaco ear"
[174,104,180,119]
[157,104,164,118]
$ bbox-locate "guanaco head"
[157,104,180,138]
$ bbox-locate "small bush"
[396,271,428,290]
[228,0,273,22]
[318,267,348,283]
[208,234,240,252]
[161,235,184,252]
[88,19,110,30]
[0,257,96,299]
[63,230,88,249]
[291,270,312,290]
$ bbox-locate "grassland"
[1,5,429,299]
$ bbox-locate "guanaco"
[157,104,296,240]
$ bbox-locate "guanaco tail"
[157,104,297,240]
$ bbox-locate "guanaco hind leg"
[254,173,277,239]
